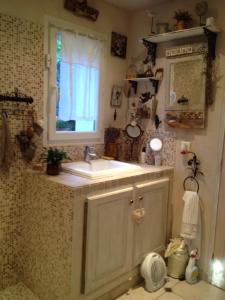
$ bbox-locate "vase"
[47,162,61,175]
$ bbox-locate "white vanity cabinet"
[133,178,169,265]
[83,178,169,294]
[83,187,134,294]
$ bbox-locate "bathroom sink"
[62,159,142,179]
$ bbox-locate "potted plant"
[174,10,193,30]
[41,147,70,175]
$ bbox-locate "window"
[45,18,106,144]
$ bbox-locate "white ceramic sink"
[62,159,142,179]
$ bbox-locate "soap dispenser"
[185,248,199,284]
[140,147,146,164]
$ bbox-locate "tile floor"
[0,283,39,300]
[0,279,224,300]
[116,278,225,300]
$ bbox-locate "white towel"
[180,191,199,240]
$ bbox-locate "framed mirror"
[125,124,143,139]
[165,54,206,129]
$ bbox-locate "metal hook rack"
[0,88,33,104]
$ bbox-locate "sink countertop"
[26,164,173,191]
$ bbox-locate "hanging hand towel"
[180,191,200,240]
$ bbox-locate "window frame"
[43,16,106,146]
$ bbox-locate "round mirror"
[150,138,163,151]
[125,124,142,139]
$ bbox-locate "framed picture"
[111,85,123,107]
[111,32,127,59]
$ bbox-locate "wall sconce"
[149,138,163,166]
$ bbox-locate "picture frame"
[111,32,127,59]
[111,85,123,107]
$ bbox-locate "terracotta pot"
[174,20,185,31]
[47,162,61,175]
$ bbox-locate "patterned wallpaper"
[0,12,176,289]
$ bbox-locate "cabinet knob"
[130,199,134,204]
[138,196,143,201]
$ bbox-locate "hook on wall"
[182,151,204,193]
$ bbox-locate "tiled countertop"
[26,164,174,191]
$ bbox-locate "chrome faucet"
[84,146,97,163]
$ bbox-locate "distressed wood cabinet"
[83,187,134,293]
[83,178,169,294]
[133,178,169,266]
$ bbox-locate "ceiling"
[104,0,169,11]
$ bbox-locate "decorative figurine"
[64,0,99,21]
[195,1,208,26]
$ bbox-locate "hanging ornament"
[113,109,117,121]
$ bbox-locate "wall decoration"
[111,85,123,107]
[139,92,153,104]
[166,46,193,57]
[154,68,164,80]
[165,111,205,129]
[111,32,127,59]
[64,0,99,21]
[195,1,208,26]
[173,10,193,30]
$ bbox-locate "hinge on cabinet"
[45,54,51,69]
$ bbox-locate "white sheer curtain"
[58,30,103,121]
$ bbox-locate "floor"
[0,279,224,300]
[0,283,39,300]
[116,278,225,300]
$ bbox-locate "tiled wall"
[0,12,176,289]
[0,13,44,288]
[0,12,104,289]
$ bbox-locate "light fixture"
[149,138,163,166]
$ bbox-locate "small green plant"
[41,147,70,165]
[174,10,192,21]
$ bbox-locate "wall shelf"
[139,25,219,44]
[125,77,162,94]
[140,25,220,65]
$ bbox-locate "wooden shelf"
[139,25,220,44]
[124,76,162,94]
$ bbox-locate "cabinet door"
[133,178,169,266]
[83,187,134,294]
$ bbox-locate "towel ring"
[183,176,199,193]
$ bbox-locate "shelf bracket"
[142,39,157,66]
[203,27,217,60]
[149,79,159,94]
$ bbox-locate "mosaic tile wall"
[0,12,104,289]
[144,129,177,166]
[0,13,44,289]
[22,174,74,300]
